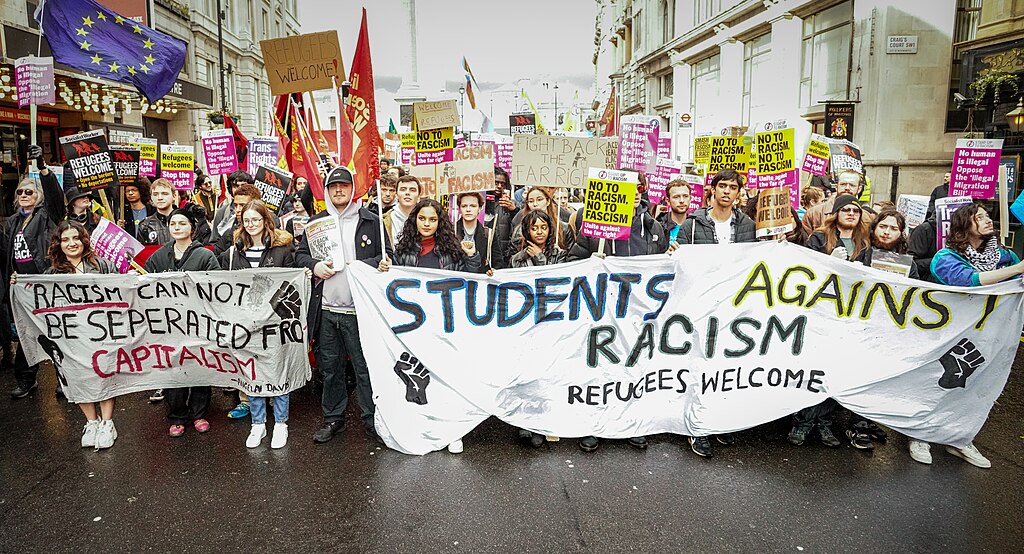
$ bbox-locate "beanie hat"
[170,204,205,237]
[831,194,860,215]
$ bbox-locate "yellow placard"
[755,127,796,177]
[694,135,711,165]
[581,168,638,240]
[415,127,454,153]
[707,136,751,173]
[807,135,830,159]
[400,132,416,149]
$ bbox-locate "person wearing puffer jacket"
[671,169,756,248]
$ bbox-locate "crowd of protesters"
[2,143,1021,470]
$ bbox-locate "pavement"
[1,350,1023,554]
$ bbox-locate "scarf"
[419,236,436,257]
[964,236,1002,272]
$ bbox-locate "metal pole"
[554,84,558,130]
[216,0,227,115]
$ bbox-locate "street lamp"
[554,83,559,129]
[458,85,465,130]
[1007,98,1024,134]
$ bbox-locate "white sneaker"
[95,420,117,450]
[246,424,267,448]
[81,420,100,448]
[447,439,464,454]
[271,423,288,449]
[908,439,932,464]
[946,443,992,468]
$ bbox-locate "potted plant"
[207,109,240,126]
[969,71,1021,105]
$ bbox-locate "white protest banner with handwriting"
[348,242,1023,455]
[12,269,311,403]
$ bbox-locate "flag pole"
[332,77,343,166]
[30,1,46,149]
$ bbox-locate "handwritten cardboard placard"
[414,100,460,131]
[259,31,345,96]
[512,134,619,188]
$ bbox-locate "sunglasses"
[838,207,861,214]
[15,189,36,197]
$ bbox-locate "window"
[691,54,721,139]
[196,58,208,86]
[799,1,853,107]
[741,34,772,125]
[634,9,643,52]
[694,0,722,26]
[262,9,269,40]
[248,2,256,39]
[662,73,674,99]
[662,0,676,44]
[955,0,982,43]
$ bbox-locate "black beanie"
[170,204,204,237]
[831,194,860,215]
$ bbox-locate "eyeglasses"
[242,218,263,225]
[838,207,861,214]
[15,189,35,197]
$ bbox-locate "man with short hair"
[486,166,519,269]
[657,179,692,244]
[296,166,392,444]
[212,170,255,243]
[455,192,491,273]
[801,170,864,235]
[366,174,399,214]
[138,178,178,246]
[383,175,421,244]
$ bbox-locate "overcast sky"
[299,0,605,130]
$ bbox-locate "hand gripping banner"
[347,243,1024,455]
[12,268,311,403]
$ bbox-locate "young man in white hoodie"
[295,167,393,444]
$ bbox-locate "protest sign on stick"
[60,130,116,190]
[935,196,975,251]
[247,136,279,174]
[950,138,1003,199]
[253,165,293,214]
[755,186,795,238]
[581,168,638,241]
[109,145,141,187]
[512,134,619,188]
[160,145,195,191]
[617,115,660,173]
[896,194,929,230]
[801,134,831,175]
[91,217,144,274]
[828,139,863,180]
[647,157,683,206]
[706,134,751,186]
[202,129,239,176]
[509,113,537,135]
[414,127,455,165]
[15,56,55,107]
[755,123,798,208]
[414,100,460,131]
[259,31,344,96]
[132,137,158,177]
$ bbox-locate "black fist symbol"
[270,282,301,320]
[938,338,985,389]
[394,352,430,405]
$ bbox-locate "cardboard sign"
[160,145,195,191]
[15,56,55,107]
[648,157,683,206]
[109,145,141,187]
[414,127,455,165]
[414,100,460,131]
[132,137,158,176]
[91,217,144,273]
[581,167,638,240]
[512,134,619,188]
[828,139,863,180]
[410,146,495,197]
[253,165,293,214]
[201,129,238,176]
[935,196,975,251]
[825,103,855,140]
[247,136,279,174]
[951,138,1003,199]
[896,194,929,229]
[509,113,537,135]
[693,135,711,165]
[801,134,831,175]
[755,186,796,238]
[617,115,660,173]
[59,130,116,190]
[383,132,401,161]
[870,248,914,277]
[259,31,345,96]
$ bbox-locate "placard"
[801,133,831,176]
[109,145,141,187]
[828,139,863,180]
[91,217,144,273]
[896,194,929,229]
[509,113,537,135]
[253,165,293,214]
[683,174,704,214]
[617,115,660,173]
[414,100,460,131]
[202,129,238,176]
[755,186,796,238]
[247,136,279,175]
[132,137,158,177]
[935,196,975,251]
[512,134,619,188]
[410,145,495,197]
[870,248,913,276]
[581,167,638,240]
[414,127,455,165]
[755,123,797,208]
[259,31,345,96]
[648,157,683,206]
[15,56,55,107]
[160,145,195,191]
[951,138,1003,199]
[693,135,711,165]
[706,135,751,186]
[59,130,116,190]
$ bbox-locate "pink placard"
[400,147,414,165]
[617,115,660,173]
[202,129,238,176]
[647,157,682,206]
[950,138,1003,199]
[91,218,144,274]
[414,148,454,165]
[15,56,55,107]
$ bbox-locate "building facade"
[0,0,299,200]
[605,0,968,200]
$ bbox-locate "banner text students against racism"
[347,242,1023,455]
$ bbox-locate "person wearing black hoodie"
[64,186,100,233]
[5,144,65,398]
[908,215,939,282]
[144,204,220,438]
[565,175,665,453]
[485,166,519,269]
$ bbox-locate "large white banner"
[348,242,1024,455]
[12,268,312,403]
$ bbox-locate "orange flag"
[345,8,380,200]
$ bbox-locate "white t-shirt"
[711,213,732,245]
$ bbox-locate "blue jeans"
[250,394,289,425]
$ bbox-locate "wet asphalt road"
[1,349,1022,554]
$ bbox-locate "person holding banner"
[220,200,295,449]
[297,166,392,446]
[454,192,493,274]
[41,221,119,448]
[5,145,66,399]
[802,170,864,236]
[143,204,221,437]
[118,178,156,240]
[382,176,423,245]
[378,198,482,454]
[137,178,179,246]
[671,169,755,249]
[64,187,100,233]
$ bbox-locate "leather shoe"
[628,436,648,450]
[529,433,545,448]
[312,420,344,443]
[10,382,37,399]
[578,436,599,452]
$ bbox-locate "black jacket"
[806,230,871,265]
[676,208,756,245]
[294,207,393,341]
[454,220,492,273]
[393,242,483,272]
[908,218,938,282]
[510,246,567,267]
[3,169,65,281]
[143,240,221,273]
[121,203,156,240]
[138,211,172,246]
[219,229,295,270]
[486,203,519,270]
[567,203,666,260]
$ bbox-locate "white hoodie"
[321,198,362,313]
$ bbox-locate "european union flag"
[36,0,186,103]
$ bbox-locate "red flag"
[291,104,325,205]
[336,92,354,167]
[346,8,380,200]
[599,86,618,137]
[224,114,248,168]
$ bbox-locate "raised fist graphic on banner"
[394,352,430,405]
[938,338,985,389]
[270,281,301,320]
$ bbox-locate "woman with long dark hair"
[510,210,566,268]
[511,187,572,250]
[805,195,872,264]
[43,221,119,449]
[378,198,480,454]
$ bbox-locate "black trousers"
[166,386,211,425]
[13,344,39,388]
